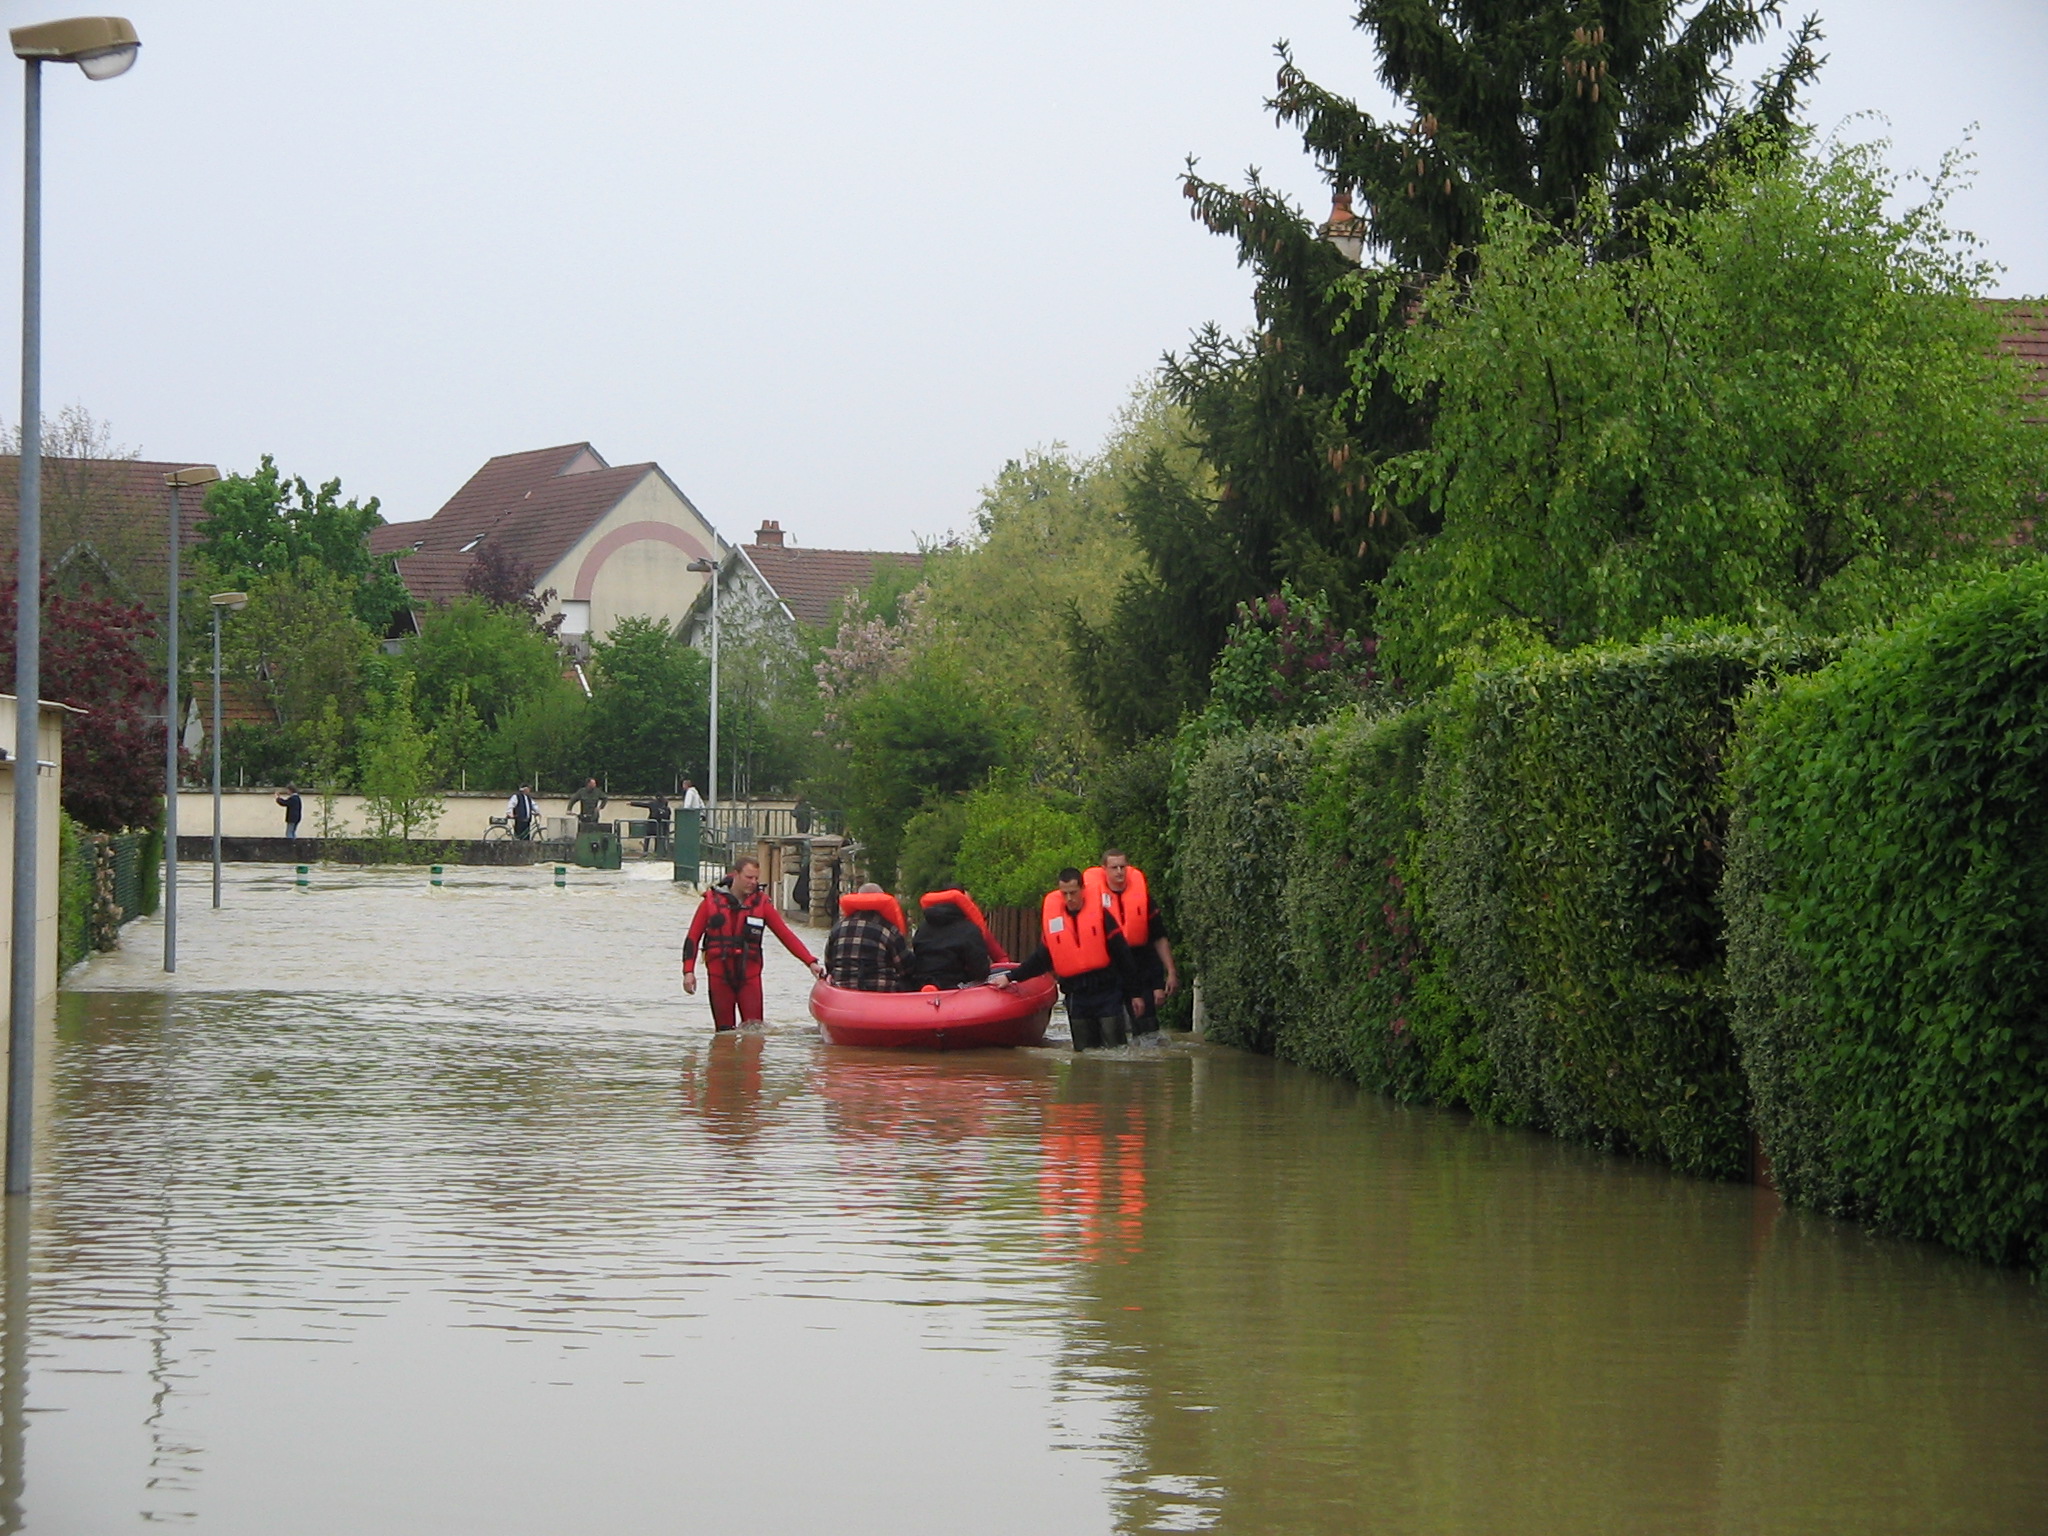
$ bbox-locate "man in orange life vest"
[997,867,1147,1051]
[1085,849,1179,1035]
[682,856,824,1031]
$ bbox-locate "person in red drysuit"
[682,855,823,1031]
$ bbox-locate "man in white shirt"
[679,779,705,811]
[506,786,539,840]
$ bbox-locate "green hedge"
[1175,631,1828,1180]
[1727,564,2048,1268]
[1421,633,1834,1177]
[1176,727,1311,1056]
[59,814,161,972]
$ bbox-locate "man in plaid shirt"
[825,884,912,991]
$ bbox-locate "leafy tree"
[358,673,442,841]
[197,455,410,633]
[222,561,380,746]
[477,684,589,794]
[1079,0,1822,730]
[585,616,709,790]
[1206,582,1380,729]
[0,577,160,831]
[401,596,562,732]
[897,796,972,899]
[928,394,1173,764]
[952,781,1098,908]
[831,653,1014,887]
[464,541,565,636]
[431,680,488,789]
[1373,142,2048,683]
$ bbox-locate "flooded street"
[10,864,2048,1533]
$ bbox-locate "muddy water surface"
[7,864,2047,1533]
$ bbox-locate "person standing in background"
[507,785,539,841]
[276,785,303,840]
[568,778,606,829]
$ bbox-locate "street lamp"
[7,16,141,1197]
[209,592,246,909]
[161,465,218,973]
[687,556,721,818]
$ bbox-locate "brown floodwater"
[5,863,2045,1533]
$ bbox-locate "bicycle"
[483,815,536,843]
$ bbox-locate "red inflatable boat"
[808,973,1058,1050]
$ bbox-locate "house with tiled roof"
[370,442,725,647]
[678,520,923,652]
[0,454,219,615]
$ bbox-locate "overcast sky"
[1,0,2042,552]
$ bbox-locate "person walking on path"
[506,785,539,841]
[825,883,911,992]
[678,779,705,811]
[997,867,1146,1051]
[276,786,303,840]
[1084,850,1179,1034]
[683,856,824,1031]
[568,778,607,830]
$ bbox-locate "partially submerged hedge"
[1728,565,2048,1268]
[1177,631,1827,1179]
[1424,633,1833,1177]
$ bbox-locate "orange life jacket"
[839,889,908,935]
[919,887,1008,965]
[1041,889,1112,978]
[1083,865,1151,948]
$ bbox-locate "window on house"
[460,536,484,553]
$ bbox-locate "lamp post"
[7,16,141,1197]
[209,592,246,908]
[161,466,217,972]
[687,556,721,818]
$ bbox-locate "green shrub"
[1421,631,1832,1176]
[1087,737,1173,881]
[1176,727,1310,1054]
[1728,562,2048,1267]
[951,783,1097,908]
[1283,704,1486,1100]
[897,796,971,899]
[58,813,89,971]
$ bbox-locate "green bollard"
[295,864,309,888]
[431,865,443,887]
[554,865,566,889]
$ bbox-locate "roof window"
[460,536,484,553]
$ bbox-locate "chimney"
[755,519,785,548]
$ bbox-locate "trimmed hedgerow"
[1284,704,1485,1101]
[1728,563,2048,1268]
[1419,632,1833,1177]
[1176,727,1311,1056]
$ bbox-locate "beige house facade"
[370,443,727,645]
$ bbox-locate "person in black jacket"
[909,900,991,988]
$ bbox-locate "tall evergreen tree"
[1073,1,1820,738]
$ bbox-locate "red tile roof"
[0,455,220,614]
[1997,301,2048,402]
[743,542,924,630]
[372,443,664,609]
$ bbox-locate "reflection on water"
[9,865,2048,1533]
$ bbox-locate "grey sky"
[2,0,2042,554]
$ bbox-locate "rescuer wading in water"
[683,856,823,1030]
[996,867,1146,1050]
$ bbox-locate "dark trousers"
[1068,1006,1128,1052]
